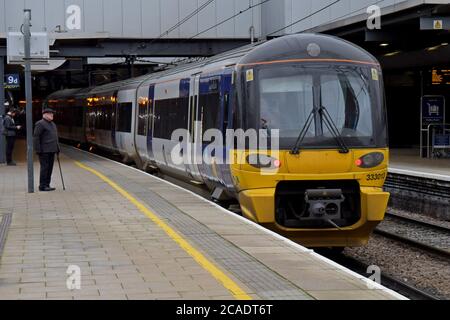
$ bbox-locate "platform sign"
[420,17,450,30]
[7,32,49,65]
[421,95,445,127]
[3,73,20,89]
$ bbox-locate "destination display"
[432,69,450,85]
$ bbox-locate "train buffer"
[0,142,405,300]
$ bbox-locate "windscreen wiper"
[290,107,315,155]
[290,105,349,154]
[319,105,349,154]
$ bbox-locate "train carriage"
[46,33,389,248]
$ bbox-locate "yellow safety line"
[75,161,252,300]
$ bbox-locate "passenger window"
[117,102,132,132]
[153,97,189,140]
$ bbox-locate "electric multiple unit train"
[44,34,390,248]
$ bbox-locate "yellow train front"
[228,34,389,248]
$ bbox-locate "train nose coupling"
[310,203,326,217]
[305,189,345,219]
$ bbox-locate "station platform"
[390,148,450,181]
[0,141,405,300]
[387,148,450,220]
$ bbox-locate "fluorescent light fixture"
[384,51,401,57]
[426,45,441,51]
[426,43,448,51]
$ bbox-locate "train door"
[198,76,221,185]
[217,72,236,191]
[152,79,187,176]
[85,95,96,145]
[115,89,135,160]
[186,73,204,183]
[146,84,155,163]
[161,79,190,176]
[96,95,112,150]
[135,84,150,164]
[111,90,118,151]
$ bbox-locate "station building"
[1,0,450,151]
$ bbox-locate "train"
[44,33,390,249]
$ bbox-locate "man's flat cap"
[42,108,55,114]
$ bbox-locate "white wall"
[265,0,447,36]
[2,0,443,40]
[0,0,262,39]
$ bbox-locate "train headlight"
[356,152,384,168]
[307,43,321,57]
[273,159,281,168]
[246,154,281,169]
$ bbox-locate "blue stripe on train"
[179,78,190,97]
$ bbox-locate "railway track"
[325,252,440,300]
[374,212,450,259]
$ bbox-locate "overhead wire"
[157,0,215,40]
[189,0,271,40]
[152,0,272,61]
[266,0,341,37]
[325,0,386,26]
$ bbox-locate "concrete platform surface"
[390,148,450,181]
[0,143,405,300]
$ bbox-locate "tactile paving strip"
[67,149,313,300]
[0,212,12,258]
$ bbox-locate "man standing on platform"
[2,108,21,166]
[33,108,60,192]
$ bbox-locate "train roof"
[46,88,83,99]
[46,39,264,99]
[88,73,152,94]
[238,33,379,66]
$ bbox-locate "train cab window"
[137,98,148,136]
[322,74,373,137]
[254,64,383,148]
[259,73,313,134]
[117,102,132,132]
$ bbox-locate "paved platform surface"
[0,142,404,300]
[390,148,450,181]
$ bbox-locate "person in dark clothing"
[3,109,21,166]
[33,108,60,192]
